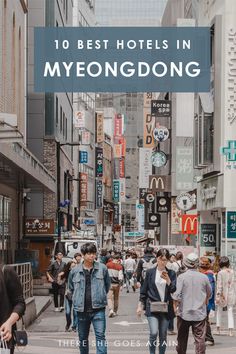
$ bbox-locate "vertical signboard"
[136,202,145,232]
[144,193,160,230]
[119,157,125,178]
[120,178,126,202]
[74,111,85,129]
[143,109,156,148]
[171,198,181,234]
[81,130,91,145]
[95,147,103,177]
[80,173,88,207]
[113,180,120,202]
[113,204,120,225]
[96,112,104,143]
[114,113,123,137]
[200,224,217,247]
[176,147,193,191]
[95,179,103,209]
[227,212,236,238]
[139,148,152,188]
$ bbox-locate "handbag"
[13,330,28,347]
[150,301,168,313]
[0,335,10,354]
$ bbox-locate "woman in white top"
[216,256,235,336]
[137,248,177,354]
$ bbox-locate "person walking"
[136,248,176,354]
[74,252,82,265]
[68,242,111,354]
[136,246,156,286]
[106,254,124,317]
[172,253,212,354]
[199,257,215,346]
[216,256,235,336]
[46,251,66,312]
[0,264,26,354]
[124,253,137,293]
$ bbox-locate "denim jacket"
[68,261,111,312]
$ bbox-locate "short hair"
[219,256,230,269]
[80,242,97,256]
[175,251,183,261]
[156,248,170,260]
[100,248,107,256]
[144,246,154,255]
[74,252,82,258]
[113,254,120,260]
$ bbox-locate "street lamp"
[56,141,80,241]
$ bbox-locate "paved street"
[25,290,236,354]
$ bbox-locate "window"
[60,106,63,132]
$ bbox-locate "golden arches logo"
[183,216,198,232]
[150,177,165,190]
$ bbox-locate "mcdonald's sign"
[182,215,198,235]
[149,175,171,192]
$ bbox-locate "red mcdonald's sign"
[182,214,198,235]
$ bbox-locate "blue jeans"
[65,297,78,329]
[147,314,169,354]
[77,309,107,354]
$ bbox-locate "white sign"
[136,202,144,232]
[139,148,152,188]
[176,147,194,191]
[171,198,182,234]
[120,178,126,202]
[74,111,85,129]
[153,126,169,142]
[81,130,91,145]
[176,192,193,211]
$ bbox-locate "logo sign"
[74,111,85,129]
[95,147,103,177]
[83,219,96,226]
[113,180,120,202]
[81,130,91,145]
[139,188,147,203]
[200,224,216,247]
[151,151,167,167]
[80,173,88,204]
[79,151,88,164]
[227,212,236,239]
[156,197,171,213]
[113,204,120,225]
[182,215,198,235]
[25,219,55,235]
[153,126,169,142]
[95,179,103,209]
[96,113,104,143]
[146,193,155,203]
[149,213,161,228]
[149,175,171,192]
[176,192,193,211]
[144,192,156,230]
[151,100,172,117]
[221,141,236,162]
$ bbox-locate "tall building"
[95,0,167,248]
[0,0,56,264]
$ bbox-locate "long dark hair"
[61,261,74,280]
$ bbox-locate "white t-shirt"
[155,269,167,302]
[124,258,136,272]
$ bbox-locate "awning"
[136,236,149,243]
[85,211,95,217]
[199,92,214,114]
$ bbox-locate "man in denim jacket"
[68,242,111,354]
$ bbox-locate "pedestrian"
[174,251,186,276]
[61,260,78,332]
[216,256,235,336]
[136,248,176,354]
[74,252,82,265]
[46,251,66,312]
[166,253,178,335]
[124,253,136,293]
[68,242,111,354]
[172,253,212,354]
[99,248,110,265]
[0,264,26,354]
[106,255,124,317]
[136,246,156,286]
[199,257,215,346]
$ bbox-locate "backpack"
[176,261,187,277]
[142,258,156,280]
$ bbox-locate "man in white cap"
[172,253,212,354]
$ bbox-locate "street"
[25,290,236,354]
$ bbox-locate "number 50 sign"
[200,224,216,247]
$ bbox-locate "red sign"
[114,114,123,137]
[119,137,126,157]
[182,215,198,235]
[119,157,125,178]
[80,173,88,205]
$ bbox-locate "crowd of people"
[44,243,236,354]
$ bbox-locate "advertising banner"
[227,212,236,239]
[151,100,172,117]
[96,112,104,143]
[182,214,198,235]
[113,180,120,202]
[136,202,145,232]
[139,148,152,188]
[119,157,125,178]
[156,197,171,213]
[171,198,182,234]
[143,109,155,148]
[74,111,85,129]
[95,179,103,209]
[113,204,120,225]
[81,130,91,145]
[114,144,122,158]
[149,175,171,192]
[114,113,123,137]
[95,147,103,177]
[176,147,193,191]
[120,178,126,202]
[25,219,55,235]
[80,173,88,204]
[79,151,88,164]
[200,224,217,247]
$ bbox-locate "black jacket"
[139,267,176,318]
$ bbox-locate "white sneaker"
[108,310,114,318]
[60,307,64,312]
[54,307,60,312]
[205,341,214,346]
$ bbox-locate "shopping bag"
[0,336,10,354]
